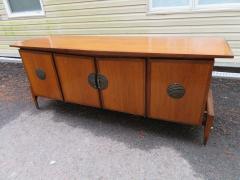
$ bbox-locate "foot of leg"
[204,115,214,145]
[32,95,39,109]
[203,89,214,145]
[30,86,39,109]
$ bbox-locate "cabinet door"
[97,58,145,116]
[147,60,213,125]
[20,50,63,100]
[54,54,100,108]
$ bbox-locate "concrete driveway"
[0,62,239,180]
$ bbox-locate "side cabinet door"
[20,50,63,100]
[147,60,213,125]
[97,58,145,116]
[54,54,100,108]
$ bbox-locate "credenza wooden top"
[11,36,233,59]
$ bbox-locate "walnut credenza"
[11,36,233,145]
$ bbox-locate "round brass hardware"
[88,73,98,89]
[35,69,46,80]
[97,74,108,90]
[88,73,108,90]
[167,83,185,99]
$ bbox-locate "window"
[199,0,240,5]
[149,0,240,13]
[3,0,44,18]
[151,0,192,11]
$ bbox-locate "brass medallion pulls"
[88,73,108,90]
[97,74,108,90]
[167,83,185,99]
[35,68,46,80]
[88,73,98,89]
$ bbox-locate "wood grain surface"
[20,50,63,100]
[97,58,146,116]
[54,54,101,108]
[12,36,233,59]
[147,59,213,125]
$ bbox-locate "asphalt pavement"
[0,62,239,180]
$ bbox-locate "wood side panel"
[97,58,145,116]
[19,50,63,100]
[147,59,213,125]
[54,54,100,108]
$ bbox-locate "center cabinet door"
[54,54,100,108]
[96,58,146,116]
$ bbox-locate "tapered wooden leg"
[32,95,39,109]
[204,114,214,145]
[203,89,214,145]
[30,86,39,109]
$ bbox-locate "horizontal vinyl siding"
[0,0,239,66]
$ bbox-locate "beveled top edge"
[11,35,234,59]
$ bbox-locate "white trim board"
[212,71,240,79]
[0,57,21,63]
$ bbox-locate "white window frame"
[149,0,193,13]
[195,0,240,11]
[3,0,45,18]
[148,0,240,14]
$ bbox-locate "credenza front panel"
[54,54,101,108]
[20,50,63,100]
[97,58,145,116]
[147,59,213,125]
